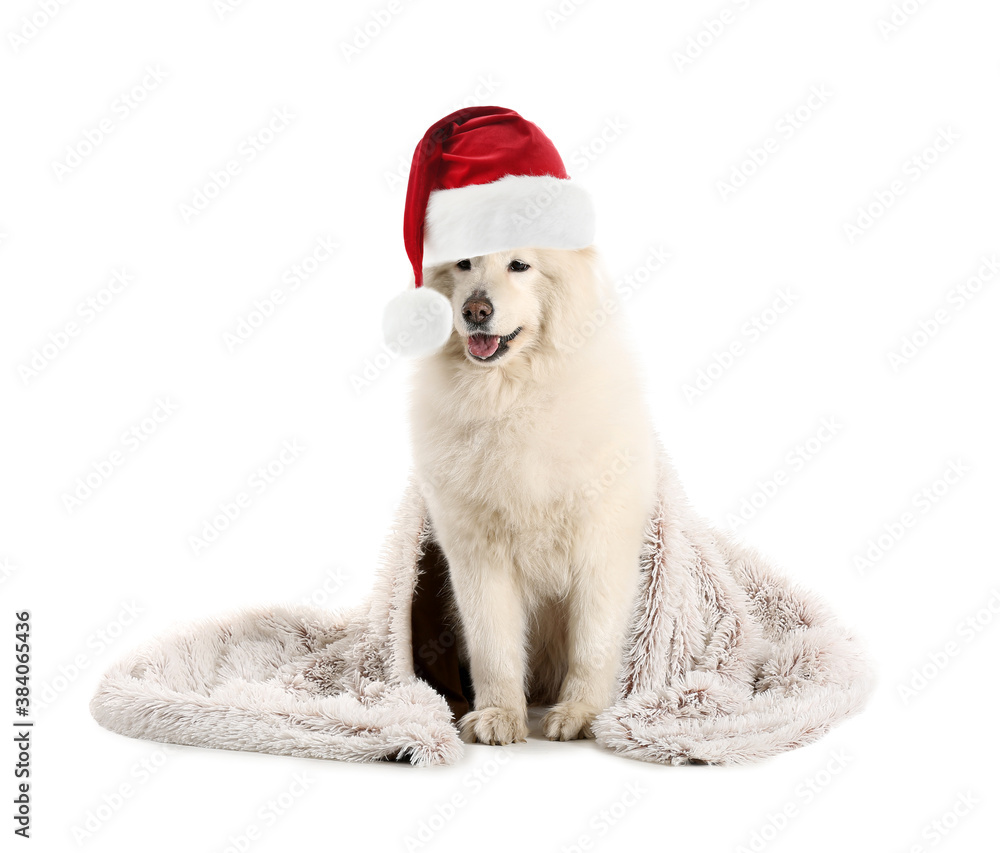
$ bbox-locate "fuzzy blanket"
[91,454,874,766]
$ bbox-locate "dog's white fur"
[409,246,657,744]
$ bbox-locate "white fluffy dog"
[409,246,657,745]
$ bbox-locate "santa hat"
[383,106,596,357]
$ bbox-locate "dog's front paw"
[459,707,528,745]
[542,702,600,741]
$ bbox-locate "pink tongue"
[469,333,500,358]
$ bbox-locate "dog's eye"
[456,259,472,271]
[508,260,530,272]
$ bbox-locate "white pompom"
[382,286,454,358]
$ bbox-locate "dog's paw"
[542,702,599,741]
[459,707,528,745]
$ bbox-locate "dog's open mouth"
[467,328,522,362]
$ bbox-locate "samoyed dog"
[409,246,657,745]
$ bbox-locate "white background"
[2,0,999,850]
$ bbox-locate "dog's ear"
[572,246,612,292]
[423,263,457,297]
[540,246,600,290]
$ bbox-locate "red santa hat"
[383,106,596,357]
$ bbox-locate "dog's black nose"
[462,295,493,326]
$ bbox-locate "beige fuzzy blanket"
[90,454,874,766]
